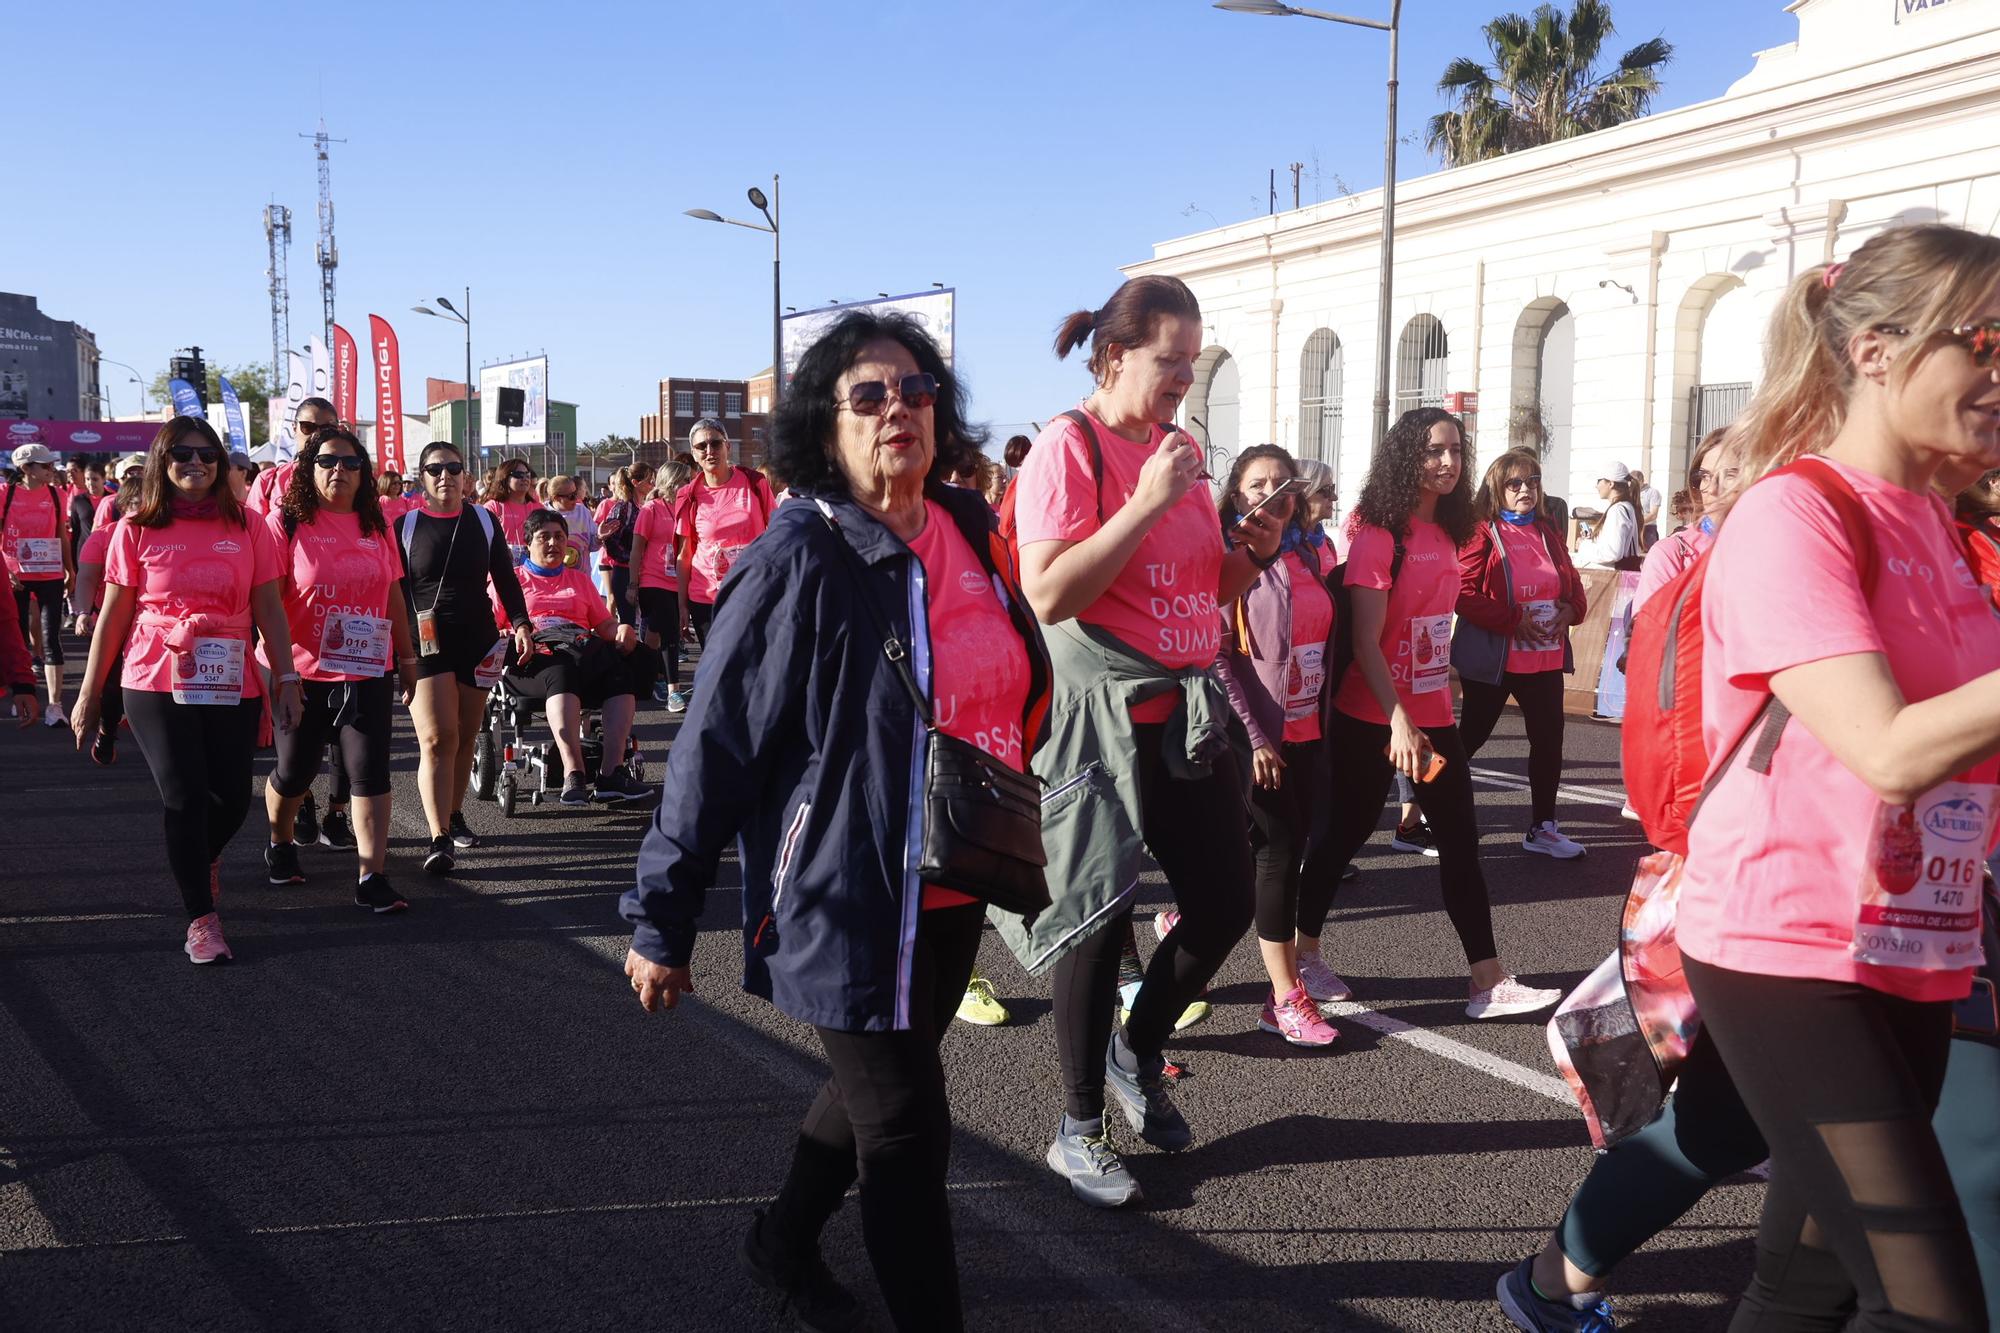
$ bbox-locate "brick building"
[638,373,769,468]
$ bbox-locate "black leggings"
[606,565,635,626]
[687,597,714,648]
[1457,668,1567,827]
[766,903,983,1332]
[1251,737,1326,943]
[1686,956,1982,1331]
[270,677,394,800]
[124,691,260,920]
[635,587,682,687]
[1299,710,1498,964]
[15,579,63,667]
[1052,724,1255,1119]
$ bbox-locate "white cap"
[1600,461,1632,483]
[9,442,56,469]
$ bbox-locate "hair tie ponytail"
[1822,262,1845,291]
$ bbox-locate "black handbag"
[821,509,1051,921]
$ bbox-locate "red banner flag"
[367,315,405,475]
[332,323,359,426]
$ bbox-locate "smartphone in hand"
[1235,478,1306,528]
[1385,743,1447,783]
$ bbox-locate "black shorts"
[271,675,395,798]
[414,618,505,689]
[503,638,660,709]
[635,586,678,640]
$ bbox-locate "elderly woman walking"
[620,312,1049,1332]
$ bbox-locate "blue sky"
[7,0,1801,445]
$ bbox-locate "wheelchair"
[470,654,647,817]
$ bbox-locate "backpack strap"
[1058,410,1107,524]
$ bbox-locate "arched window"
[1395,316,1449,417]
[1299,330,1342,465]
[1202,351,1240,470]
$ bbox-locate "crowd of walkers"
[13,219,2000,1330]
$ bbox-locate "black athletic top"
[68,491,94,563]
[395,505,528,634]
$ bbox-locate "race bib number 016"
[172,636,246,706]
[1854,780,1995,972]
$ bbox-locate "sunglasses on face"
[508,470,533,481]
[423,461,466,477]
[553,489,577,502]
[838,373,938,416]
[1504,476,1543,492]
[690,439,726,453]
[314,454,364,472]
[168,445,224,465]
[1877,319,2000,366]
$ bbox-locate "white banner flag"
[308,336,331,402]
[281,351,308,460]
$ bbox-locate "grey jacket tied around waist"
[992,617,1252,976]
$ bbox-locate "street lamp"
[685,174,782,414]
[1216,0,1401,447]
[413,289,472,450]
[100,358,149,414]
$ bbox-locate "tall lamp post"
[100,358,150,415]
[413,290,473,450]
[685,175,782,421]
[1215,0,1401,447]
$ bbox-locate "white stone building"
[1127,0,2000,516]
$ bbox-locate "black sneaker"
[448,811,480,849]
[738,1208,864,1333]
[90,731,116,767]
[423,835,456,876]
[1105,1029,1192,1152]
[355,874,409,914]
[593,769,634,802]
[1388,819,1440,858]
[264,841,306,885]
[294,792,320,846]
[319,808,357,849]
[559,772,591,806]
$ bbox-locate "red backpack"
[1621,457,1877,855]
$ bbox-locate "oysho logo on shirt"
[212,540,242,555]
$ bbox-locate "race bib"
[172,636,245,706]
[16,536,61,576]
[319,613,391,677]
[1284,643,1324,721]
[1515,599,1562,653]
[472,637,509,689]
[707,543,748,584]
[1409,614,1453,695]
[1854,781,1995,972]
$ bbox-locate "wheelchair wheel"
[473,726,499,801]
[497,770,518,818]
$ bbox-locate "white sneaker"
[1620,803,1640,822]
[1153,909,1179,942]
[1523,821,1586,859]
[1297,953,1353,1003]
[1466,976,1561,1020]
[42,701,66,728]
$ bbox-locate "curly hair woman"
[1298,407,1560,1020]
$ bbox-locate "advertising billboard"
[479,355,549,450]
[780,289,954,390]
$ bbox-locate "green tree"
[1425,1,1673,168]
[578,434,641,466]
[149,362,277,444]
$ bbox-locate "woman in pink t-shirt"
[70,417,304,966]
[481,455,540,565]
[3,443,74,728]
[1454,447,1590,858]
[1301,409,1561,1022]
[674,419,773,649]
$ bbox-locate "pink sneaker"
[1297,953,1352,1003]
[1153,909,1180,942]
[1466,975,1560,1020]
[184,913,232,965]
[1259,987,1338,1047]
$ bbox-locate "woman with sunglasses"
[377,470,412,522]
[3,442,73,729]
[481,456,540,566]
[501,508,657,804]
[1633,428,1742,613]
[247,399,340,516]
[1298,409,1560,1021]
[630,461,698,709]
[70,418,303,964]
[675,420,774,655]
[1454,448,1590,860]
[399,441,533,874]
[596,463,652,629]
[258,428,418,912]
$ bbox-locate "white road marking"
[0,913,164,926]
[1468,765,1630,810]
[1319,1001,1576,1105]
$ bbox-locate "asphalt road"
[0,643,1762,1332]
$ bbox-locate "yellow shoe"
[1173,999,1211,1031]
[955,975,1009,1027]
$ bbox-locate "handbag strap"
[814,500,936,730]
[1489,521,1517,612]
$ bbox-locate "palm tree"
[1425,1,1673,168]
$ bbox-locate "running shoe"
[424,835,456,876]
[90,731,116,767]
[1105,1029,1191,1152]
[666,688,690,714]
[559,772,591,806]
[448,811,481,848]
[738,1207,864,1332]
[650,680,671,705]
[1045,1115,1143,1208]
[1467,976,1563,1020]
[355,874,409,914]
[1619,802,1639,822]
[1260,987,1339,1047]
[184,913,232,964]
[264,841,306,885]
[955,975,1009,1026]
[319,808,357,849]
[1117,982,1212,1032]
[1524,821,1586,859]
[294,792,320,845]
[1297,953,1353,1003]
[593,769,635,802]
[1496,1257,1617,1331]
[41,700,66,729]
[1342,862,1360,882]
[1153,908,1180,941]
[1389,820,1440,857]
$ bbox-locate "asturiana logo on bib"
[959,570,989,596]
[1923,796,1988,843]
[212,540,242,555]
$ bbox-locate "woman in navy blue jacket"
[620,312,1049,1332]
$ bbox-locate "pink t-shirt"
[261,508,404,681]
[1,483,67,581]
[1282,550,1335,745]
[78,520,113,609]
[246,462,294,515]
[1492,519,1567,675]
[380,493,415,523]
[1634,523,1712,612]
[105,514,282,696]
[633,496,684,591]
[909,501,1030,910]
[1335,520,1459,728]
[1679,460,2000,1003]
[505,563,609,633]
[678,471,769,604]
[93,492,122,528]
[486,499,539,563]
[1013,410,1223,723]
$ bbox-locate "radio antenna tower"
[300,119,346,349]
[263,203,293,385]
